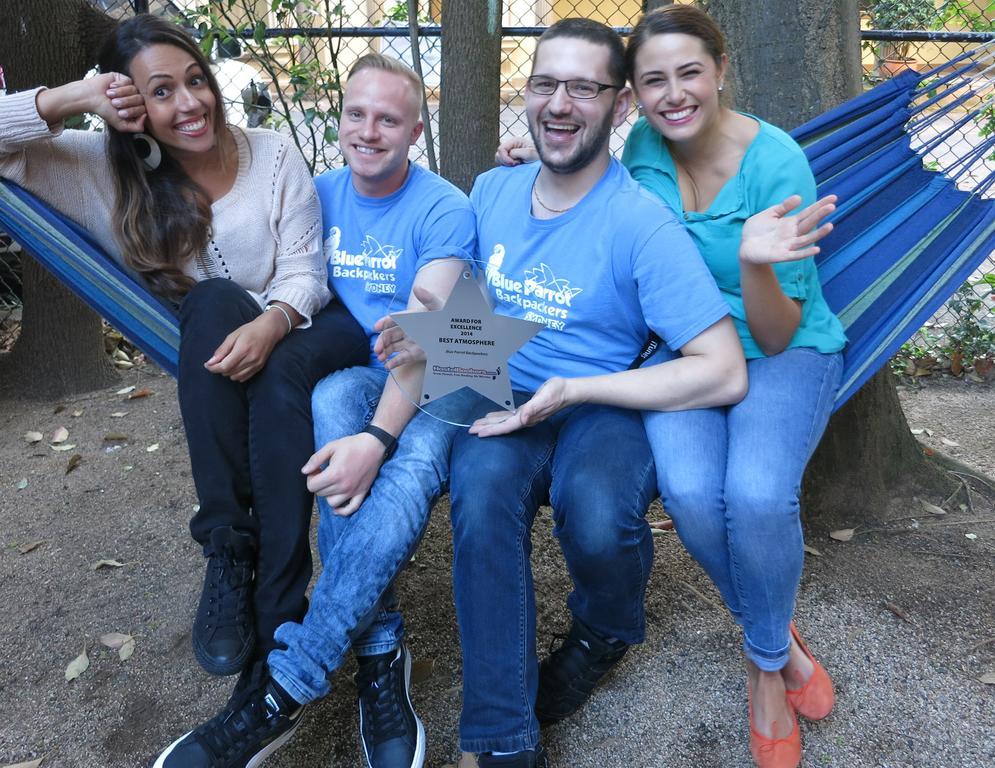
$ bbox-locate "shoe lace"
[194,676,280,760]
[204,546,253,630]
[356,656,407,742]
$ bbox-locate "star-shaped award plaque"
[390,269,543,411]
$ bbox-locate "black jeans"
[177,278,367,654]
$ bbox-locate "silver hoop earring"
[718,84,725,92]
[133,133,162,171]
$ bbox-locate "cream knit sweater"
[0,87,330,320]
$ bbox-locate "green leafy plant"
[942,274,995,368]
[382,1,432,24]
[865,0,942,60]
[179,0,347,174]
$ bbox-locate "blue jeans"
[450,403,657,754]
[267,366,458,704]
[642,348,843,671]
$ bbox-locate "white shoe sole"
[152,709,304,768]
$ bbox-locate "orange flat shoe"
[748,683,801,768]
[785,622,835,721]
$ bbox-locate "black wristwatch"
[362,424,398,461]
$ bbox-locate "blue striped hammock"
[2,48,994,405]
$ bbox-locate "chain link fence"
[1,0,993,374]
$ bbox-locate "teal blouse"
[621,115,847,359]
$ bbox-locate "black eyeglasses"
[526,76,622,100]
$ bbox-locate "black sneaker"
[355,643,425,768]
[152,667,304,767]
[477,746,549,767]
[193,526,256,676]
[534,619,628,726]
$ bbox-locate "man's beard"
[528,108,614,175]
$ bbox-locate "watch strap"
[362,424,398,461]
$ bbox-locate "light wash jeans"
[642,348,843,671]
[450,402,657,754]
[267,366,457,704]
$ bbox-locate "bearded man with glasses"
[446,18,746,768]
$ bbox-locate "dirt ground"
[0,368,992,768]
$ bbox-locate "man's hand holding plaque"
[376,260,543,426]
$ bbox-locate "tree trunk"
[0,0,119,399]
[439,0,503,193]
[642,1,673,13]
[706,0,952,516]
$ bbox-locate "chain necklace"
[532,181,574,214]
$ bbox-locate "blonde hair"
[348,53,425,111]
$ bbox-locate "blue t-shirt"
[622,115,847,358]
[316,163,477,366]
[470,159,730,394]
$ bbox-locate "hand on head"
[92,72,147,133]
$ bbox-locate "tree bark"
[439,0,503,193]
[0,0,119,399]
[705,0,952,515]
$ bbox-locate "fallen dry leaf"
[980,672,995,685]
[91,559,125,570]
[119,636,136,661]
[910,427,924,435]
[16,478,28,490]
[65,454,83,475]
[829,528,856,542]
[648,519,674,532]
[71,410,83,418]
[116,386,136,395]
[18,540,45,555]
[50,444,76,452]
[920,499,947,517]
[884,601,913,624]
[127,388,153,400]
[951,350,964,377]
[965,533,978,540]
[2,758,45,768]
[410,658,434,685]
[940,437,960,447]
[99,632,132,650]
[803,543,823,557]
[109,411,127,418]
[64,646,89,682]
[51,427,69,444]
[103,433,129,442]
[23,431,43,443]
[146,443,159,453]
[53,405,66,415]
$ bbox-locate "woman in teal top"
[499,6,846,767]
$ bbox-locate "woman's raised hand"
[35,72,147,133]
[494,135,539,166]
[739,194,837,265]
[90,72,147,132]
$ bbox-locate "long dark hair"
[97,14,227,301]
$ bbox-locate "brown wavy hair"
[625,5,727,84]
[97,15,227,301]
